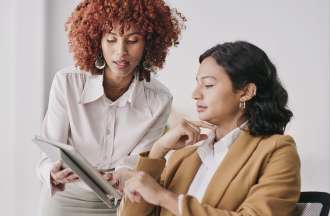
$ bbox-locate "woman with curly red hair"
[36,0,185,215]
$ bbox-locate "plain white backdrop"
[0,1,329,216]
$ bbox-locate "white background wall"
[0,1,329,216]
[0,0,45,215]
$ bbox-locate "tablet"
[33,136,122,208]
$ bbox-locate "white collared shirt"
[36,66,172,189]
[178,125,245,214]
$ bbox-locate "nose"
[192,85,202,100]
[116,40,128,57]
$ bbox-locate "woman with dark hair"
[36,0,185,215]
[120,41,300,216]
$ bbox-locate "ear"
[239,83,257,102]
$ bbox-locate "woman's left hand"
[123,171,164,205]
[101,168,135,192]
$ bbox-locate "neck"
[214,114,246,142]
[103,67,134,101]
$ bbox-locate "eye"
[127,39,138,44]
[204,84,214,88]
[127,35,143,44]
[127,40,138,44]
[106,38,116,43]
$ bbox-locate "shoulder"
[53,66,90,85]
[51,66,92,94]
[141,78,173,111]
[144,77,171,93]
[258,134,300,167]
[143,78,172,100]
[260,134,296,151]
[49,66,94,103]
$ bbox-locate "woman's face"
[101,24,145,77]
[193,57,243,125]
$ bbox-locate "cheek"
[101,43,113,58]
[130,45,144,60]
[206,90,226,106]
[207,91,239,114]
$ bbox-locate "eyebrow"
[196,75,217,81]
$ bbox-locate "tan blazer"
[119,130,301,216]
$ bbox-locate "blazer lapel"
[201,130,262,206]
[167,151,202,194]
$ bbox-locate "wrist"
[159,189,179,215]
[149,142,169,159]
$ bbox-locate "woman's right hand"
[149,120,216,159]
[50,161,79,188]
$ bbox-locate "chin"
[109,65,134,76]
[198,113,219,125]
[198,112,211,122]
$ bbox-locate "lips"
[113,59,130,69]
[196,104,207,112]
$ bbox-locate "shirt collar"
[213,126,242,154]
[79,73,151,116]
[79,73,104,104]
[196,132,216,167]
[197,122,247,167]
[102,76,137,107]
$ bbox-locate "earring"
[138,60,153,82]
[239,100,246,110]
[142,60,155,73]
[95,54,106,70]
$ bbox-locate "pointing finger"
[189,121,216,130]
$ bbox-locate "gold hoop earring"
[95,54,106,70]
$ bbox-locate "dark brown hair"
[200,41,293,136]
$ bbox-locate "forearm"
[148,141,169,159]
[159,189,179,216]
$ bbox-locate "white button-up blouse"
[36,67,172,188]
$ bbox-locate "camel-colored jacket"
[119,130,301,216]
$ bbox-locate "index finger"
[188,121,216,130]
[113,170,137,184]
[52,161,63,172]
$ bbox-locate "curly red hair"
[65,0,186,80]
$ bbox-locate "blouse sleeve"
[115,89,172,171]
[35,72,70,190]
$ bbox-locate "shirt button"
[106,128,111,135]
